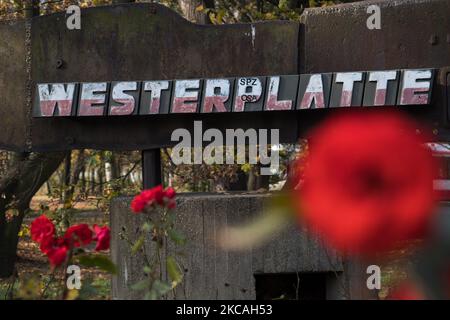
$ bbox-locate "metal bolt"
[56,59,64,69]
[65,136,75,145]
[429,35,438,45]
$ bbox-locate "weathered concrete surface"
[111,194,376,300]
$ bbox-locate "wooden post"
[142,149,162,189]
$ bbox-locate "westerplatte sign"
[33,69,434,117]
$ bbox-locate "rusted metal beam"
[0,1,449,152]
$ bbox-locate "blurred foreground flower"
[387,282,425,300]
[387,271,450,300]
[218,111,438,261]
[218,192,296,250]
[298,111,437,255]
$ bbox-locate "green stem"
[40,269,57,299]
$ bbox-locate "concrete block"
[111,193,377,300]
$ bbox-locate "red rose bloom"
[297,111,437,255]
[39,236,55,254]
[47,245,68,267]
[131,185,177,213]
[164,187,176,209]
[30,215,55,243]
[131,194,147,213]
[93,225,111,251]
[152,185,165,205]
[64,224,93,247]
[164,187,176,199]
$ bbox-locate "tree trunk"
[97,152,105,195]
[46,181,52,196]
[256,171,270,190]
[62,152,72,207]
[247,166,256,191]
[64,150,86,208]
[178,0,213,24]
[110,152,122,192]
[90,168,95,195]
[110,152,120,180]
[80,167,86,197]
[0,151,67,277]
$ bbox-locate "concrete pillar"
[111,193,377,299]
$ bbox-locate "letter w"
[37,83,77,117]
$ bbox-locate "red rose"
[152,185,165,205]
[131,185,177,213]
[39,236,69,266]
[297,111,437,255]
[47,245,68,267]
[64,224,93,247]
[164,187,176,209]
[131,194,148,213]
[39,236,55,254]
[30,215,55,243]
[164,187,176,199]
[93,225,111,251]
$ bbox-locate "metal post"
[142,149,162,189]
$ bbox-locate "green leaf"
[131,235,145,255]
[166,212,176,225]
[143,265,152,275]
[78,255,117,274]
[131,279,150,291]
[166,256,183,288]
[144,289,158,300]
[168,229,186,245]
[142,222,153,232]
[77,278,98,300]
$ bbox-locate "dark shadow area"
[255,272,336,300]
